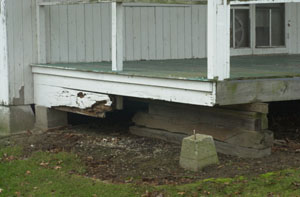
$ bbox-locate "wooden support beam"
[111,2,123,71]
[207,0,230,80]
[36,1,47,64]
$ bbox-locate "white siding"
[46,4,208,63]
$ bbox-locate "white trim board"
[32,66,216,106]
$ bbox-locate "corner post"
[0,0,9,105]
[112,2,123,71]
[207,0,230,80]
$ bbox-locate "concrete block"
[0,105,35,136]
[35,106,68,130]
[180,134,219,171]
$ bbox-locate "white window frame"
[231,3,288,56]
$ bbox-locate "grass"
[1,146,300,197]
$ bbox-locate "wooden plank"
[132,111,242,141]
[170,8,178,59]
[22,0,34,104]
[37,0,47,64]
[101,3,111,61]
[141,7,149,60]
[148,7,156,60]
[124,7,134,60]
[217,77,300,105]
[34,85,112,109]
[177,7,185,59]
[133,7,141,60]
[191,6,199,58]
[59,5,69,62]
[297,4,300,54]
[148,102,266,131]
[33,67,215,106]
[31,0,38,65]
[50,6,61,62]
[199,5,206,58]
[155,7,163,59]
[92,4,102,61]
[67,5,77,62]
[163,7,171,59]
[112,2,123,71]
[76,4,86,62]
[221,103,269,114]
[130,125,186,145]
[84,4,94,62]
[184,6,192,58]
[13,0,24,103]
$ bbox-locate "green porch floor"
[34,55,300,81]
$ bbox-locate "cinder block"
[0,105,35,136]
[35,106,68,130]
[180,134,219,171]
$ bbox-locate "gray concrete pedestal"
[180,134,219,171]
[35,106,68,130]
[0,105,35,136]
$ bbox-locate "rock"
[179,134,219,172]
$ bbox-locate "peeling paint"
[12,86,25,105]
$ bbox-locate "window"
[230,4,285,50]
[256,4,285,47]
[230,6,250,48]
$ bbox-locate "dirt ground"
[2,101,300,185]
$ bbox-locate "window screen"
[256,4,285,47]
[230,7,250,48]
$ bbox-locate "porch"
[32,54,300,107]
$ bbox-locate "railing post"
[112,2,123,71]
[207,0,230,80]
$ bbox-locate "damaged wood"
[33,86,114,117]
[54,100,112,118]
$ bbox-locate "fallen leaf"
[0,188,3,193]
[26,170,31,175]
[177,191,185,195]
[40,162,49,167]
[54,166,62,170]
